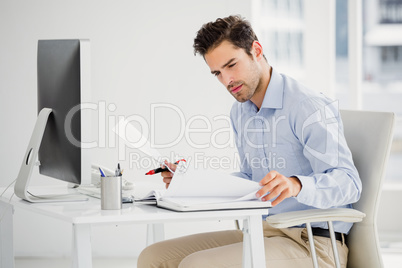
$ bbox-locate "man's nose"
[223,74,234,88]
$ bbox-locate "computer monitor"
[14,39,92,202]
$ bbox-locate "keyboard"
[77,185,135,202]
[77,185,102,198]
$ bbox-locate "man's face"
[205,40,262,103]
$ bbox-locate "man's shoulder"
[281,73,317,98]
[281,73,334,109]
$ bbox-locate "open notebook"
[136,164,271,212]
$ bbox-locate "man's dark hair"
[193,15,260,58]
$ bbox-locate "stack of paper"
[138,164,271,212]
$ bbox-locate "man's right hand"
[161,161,177,189]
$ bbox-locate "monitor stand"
[14,108,88,203]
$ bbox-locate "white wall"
[304,0,336,99]
[0,0,251,258]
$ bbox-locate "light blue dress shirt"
[230,68,362,234]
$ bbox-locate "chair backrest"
[340,110,395,268]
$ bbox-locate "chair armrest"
[265,208,366,229]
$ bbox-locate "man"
[138,15,361,268]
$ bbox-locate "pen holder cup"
[101,176,122,210]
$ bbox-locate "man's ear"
[252,41,264,61]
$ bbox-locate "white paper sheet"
[113,118,163,163]
[164,163,261,200]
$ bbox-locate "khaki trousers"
[137,221,348,268]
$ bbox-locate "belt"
[311,228,344,242]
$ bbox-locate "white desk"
[0,187,268,268]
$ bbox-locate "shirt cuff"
[293,175,315,204]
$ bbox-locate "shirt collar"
[260,68,284,110]
[242,68,284,113]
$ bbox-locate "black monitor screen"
[37,40,82,184]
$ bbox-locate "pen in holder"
[101,175,122,210]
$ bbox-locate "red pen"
[145,159,186,175]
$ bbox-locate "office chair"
[265,110,395,268]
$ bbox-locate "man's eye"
[228,63,236,68]
[214,72,221,77]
